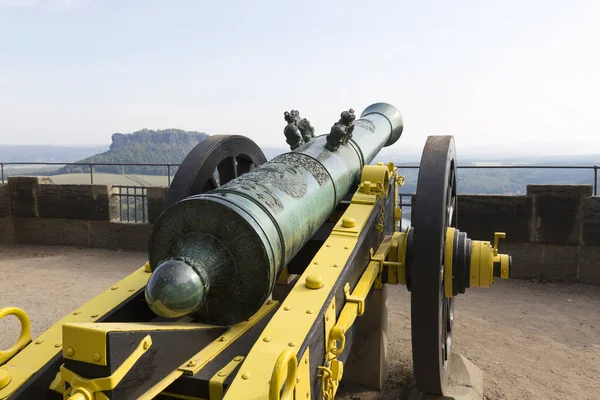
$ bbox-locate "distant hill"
[3,132,598,197]
[0,145,107,163]
[56,129,209,176]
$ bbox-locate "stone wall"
[0,183,14,244]
[147,187,169,224]
[455,184,599,285]
[2,178,599,285]
[0,177,159,251]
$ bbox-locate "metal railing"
[114,185,148,223]
[398,193,414,231]
[1,161,597,194]
[393,164,598,196]
[0,161,181,185]
[0,161,598,225]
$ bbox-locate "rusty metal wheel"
[163,134,267,210]
[410,135,457,395]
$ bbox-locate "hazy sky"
[1,0,599,153]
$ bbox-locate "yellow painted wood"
[222,191,380,400]
[0,264,151,400]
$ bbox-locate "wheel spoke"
[209,174,220,189]
[217,157,237,184]
[232,157,239,178]
[237,157,253,175]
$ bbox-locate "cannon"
[0,102,512,400]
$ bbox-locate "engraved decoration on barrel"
[271,153,330,186]
[218,162,309,213]
[147,197,273,325]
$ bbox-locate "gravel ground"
[1,244,599,400]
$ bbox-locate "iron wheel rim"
[410,135,457,395]
[163,134,267,210]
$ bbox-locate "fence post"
[594,165,598,196]
[167,164,171,186]
[1,162,3,184]
[89,163,94,184]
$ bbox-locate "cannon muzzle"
[145,102,403,325]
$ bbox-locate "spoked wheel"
[410,135,457,395]
[163,134,267,210]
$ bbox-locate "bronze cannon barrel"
[145,103,404,325]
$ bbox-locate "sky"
[1,0,599,155]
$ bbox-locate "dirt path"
[1,244,599,400]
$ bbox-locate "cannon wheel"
[410,135,457,395]
[163,134,267,210]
